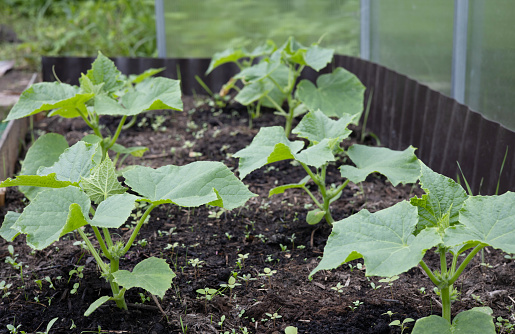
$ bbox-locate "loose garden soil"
[1,96,514,334]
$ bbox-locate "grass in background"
[0,0,157,71]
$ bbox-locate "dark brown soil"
[1,96,514,334]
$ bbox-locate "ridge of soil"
[1,96,514,334]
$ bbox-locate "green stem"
[301,184,323,209]
[264,95,287,116]
[440,285,452,323]
[106,115,127,152]
[440,247,448,275]
[102,227,114,248]
[121,203,157,255]
[448,244,484,285]
[419,260,440,286]
[109,258,128,310]
[91,226,111,260]
[76,228,109,275]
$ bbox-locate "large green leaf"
[90,193,138,228]
[234,126,304,178]
[18,133,69,200]
[123,161,255,210]
[310,201,441,278]
[12,187,90,249]
[80,158,126,204]
[443,192,515,254]
[38,141,99,183]
[85,51,124,93]
[339,145,420,186]
[412,308,495,334]
[0,174,76,189]
[410,161,468,231]
[304,44,334,71]
[234,62,288,107]
[5,82,92,121]
[0,211,21,242]
[292,109,353,144]
[206,48,248,74]
[296,67,365,120]
[112,257,175,298]
[94,77,182,116]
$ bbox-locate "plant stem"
[105,115,127,155]
[440,285,452,323]
[109,258,128,310]
[448,244,484,285]
[121,203,157,255]
[91,226,111,260]
[301,185,323,208]
[76,228,109,275]
[419,260,440,286]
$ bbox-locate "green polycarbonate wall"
[369,0,454,95]
[465,0,515,130]
[162,0,360,58]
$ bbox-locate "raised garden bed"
[1,52,514,333]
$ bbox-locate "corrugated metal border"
[42,55,515,195]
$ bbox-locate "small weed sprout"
[382,310,397,321]
[220,276,241,301]
[259,267,277,289]
[196,287,218,313]
[379,275,399,299]
[238,273,256,288]
[495,316,515,333]
[279,244,288,252]
[331,282,344,299]
[389,318,414,334]
[348,300,363,311]
[370,282,381,290]
[265,311,282,328]
[0,281,12,299]
[235,253,249,269]
[188,258,204,279]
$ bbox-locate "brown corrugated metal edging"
[42,55,515,195]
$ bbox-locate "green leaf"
[128,67,165,84]
[339,145,420,186]
[38,141,99,183]
[296,67,365,120]
[90,193,138,228]
[307,209,326,225]
[95,77,182,116]
[206,48,248,74]
[12,187,90,249]
[269,175,311,197]
[80,158,126,204]
[0,174,76,189]
[18,133,69,200]
[443,192,515,254]
[412,308,495,334]
[233,127,304,178]
[5,82,93,121]
[310,201,441,278]
[410,161,468,231]
[0,211,21,242]
[84,296,111,317]
[304,44,334,71]
[294,138,337,168]
[123,161,256,210]
[86,51,124,93]
[293,109,353,144]
[234,62,288,107]
[112,257,175,298]
[111,143,148,157]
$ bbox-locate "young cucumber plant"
[310,161,515,333]
[234,109,420,225]
[206,37,365,135]
[0,139,256,316]
[5,51,182,169]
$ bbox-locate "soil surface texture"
[1,96,514,334]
